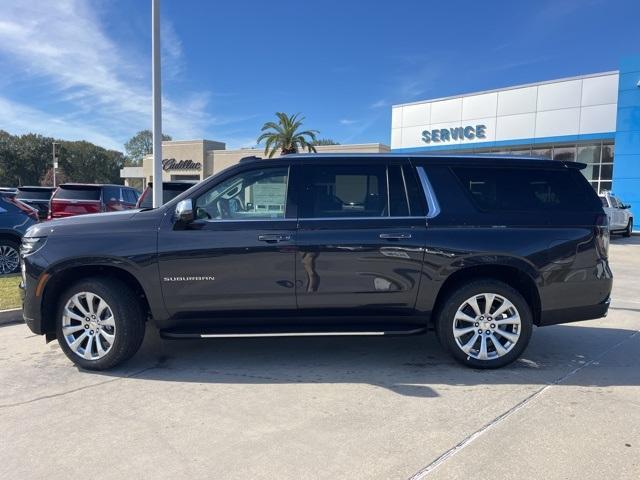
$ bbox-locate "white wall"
[391,72,619,149]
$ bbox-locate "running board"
[160,327,427,339]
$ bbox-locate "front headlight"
[21,236,47,256]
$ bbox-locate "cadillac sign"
[162,158,202,171]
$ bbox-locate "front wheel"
[623,218,633,238]
[436,280,533,369]
[56,278,146,370]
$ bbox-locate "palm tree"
[257,112,319,158]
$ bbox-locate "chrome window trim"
[416,166,441,219]
[299,216,425,221]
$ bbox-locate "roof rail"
[239,155,262,163]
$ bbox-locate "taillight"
[136,189,149,208]
[50,199,101,217]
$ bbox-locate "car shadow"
[610,234,640,245]
[87,323,640,398]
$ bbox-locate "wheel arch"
[0,230,22,244]
[40,264,152,336]
[431,264,542,326]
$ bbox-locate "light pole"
[151,0,163,208]
[52,142,59,187]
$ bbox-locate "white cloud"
[0,0,211,149]
[339,119,358,125]
[370,99,388,109]
[0,96,123,150]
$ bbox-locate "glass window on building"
[531,147,552,159]
[553,146,576,162]
[576,141,614,194]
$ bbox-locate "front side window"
[300,165,388,218]
[195,167,288,220]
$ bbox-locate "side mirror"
[175,199,194,224]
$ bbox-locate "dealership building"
[390,56,640,225]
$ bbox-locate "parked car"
[49,184,140,219]
[0,192,38,274]
[136,181,198,208]
[599,192,633,237]
[15,186,55,220]
[0,187,18,195]
[21,154,612,370]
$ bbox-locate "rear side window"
[54,187,100,201]
[123,189,137,203]
[388,165,409,217]
[301,165,387,218]
[452,167,601,212]
[103,187,121,202]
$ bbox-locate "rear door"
[294,159,427,324]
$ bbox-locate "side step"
[160,326,427,340]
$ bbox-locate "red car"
[49,184,140,219]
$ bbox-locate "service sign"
[422,124,487,144]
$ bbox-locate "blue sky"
[0,0,638,151]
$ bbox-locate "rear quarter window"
[452,166,601,213]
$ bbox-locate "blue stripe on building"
[613,55,640,231]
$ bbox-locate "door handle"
[379,233,412,240]
[258,234,291,243]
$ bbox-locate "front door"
[158,164,296,324]
[294,160,427,325]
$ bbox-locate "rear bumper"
[539,296,610,326]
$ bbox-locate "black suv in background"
[136,181,198,208]
[49,184,140,219]
[21,154,612,370]
[15,186,55,220]
[1,191,38,274]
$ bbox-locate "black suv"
[21,154,612,370]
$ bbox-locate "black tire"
[0,238,21,275]
[623,219,633,238]
[56,277,146,370]
[436,280,533,369]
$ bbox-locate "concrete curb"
[0,308,23,326]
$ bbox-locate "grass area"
[0,274,21,310]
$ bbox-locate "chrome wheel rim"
[452,292,521,361]
[62,292,116,360]
[0,245,19,274]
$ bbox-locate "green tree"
[257,112,319,158]
[124,130,172,166]
[0,131,52,186]
[312,138,340,146]
[60,141,124,184]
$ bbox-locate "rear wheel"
[0,238,20,275]
[436,280,533,369]
[56,278,146,370]
[623,218,633,238]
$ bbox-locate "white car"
[599,192,634,237]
